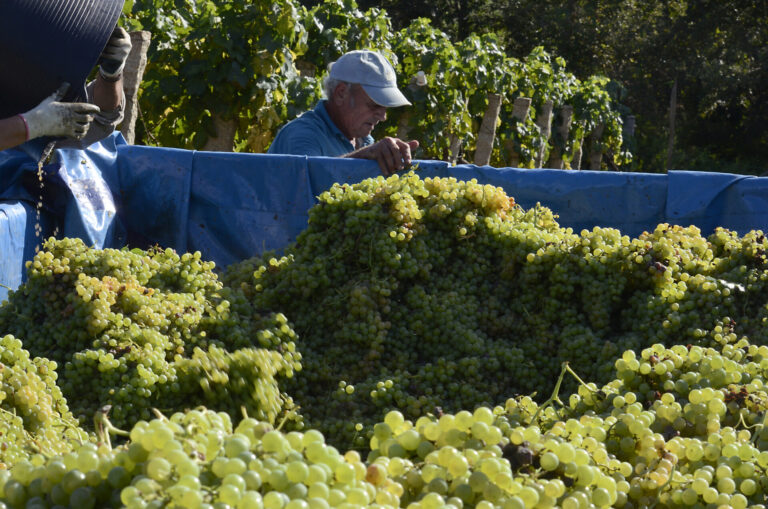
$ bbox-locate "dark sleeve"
[56,81,125,149]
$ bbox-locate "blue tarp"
[1,132,767,302]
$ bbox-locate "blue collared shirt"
[267,101,374,157]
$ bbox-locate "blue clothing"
[267,101,374,156]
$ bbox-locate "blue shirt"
[267,101,374,157]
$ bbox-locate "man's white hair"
[323,76,351,100]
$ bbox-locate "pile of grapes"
[224,170,768,447]
[0,239,302,432]
[4,170,768,507]
[1,337,768,508]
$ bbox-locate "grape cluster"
[0,334,86,467]
[224,170,768,449]
[0,407,402,509]
[492,334,768,507]
[356,334,768,508]
[5,335,768,509]
[0,238,301,431]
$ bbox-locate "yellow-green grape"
[215,171,768,451]
[0,238,301,433]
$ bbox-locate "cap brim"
[362,85,412,108]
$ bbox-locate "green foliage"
[124,0,632,169]
[361,0,767,172]
[300,0,395,74]
[124,0,309,151]
[384,18,472,161]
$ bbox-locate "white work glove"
[19,84,101,141]
[99,27,132,81]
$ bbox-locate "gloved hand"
[19,84,101,141]
[99,27,132,81]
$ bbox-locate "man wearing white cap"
[268,50,419,176]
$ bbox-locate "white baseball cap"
[329,50,411,108]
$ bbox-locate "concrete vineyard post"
[448,134,461,165]
[667,78,677,171]
[625,115,636,138]
[572,138,583,169]
[397,112,411,141]
[202,116,237,152]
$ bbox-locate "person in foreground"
[268,50,419,176]
[0,27,132,152]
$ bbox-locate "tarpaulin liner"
[667,171,768,235]
[56,134,126,249]
[112,144,192,251]
[0,134,124,301]
[188,152,311,269]
[1,132,767,302]
[0,202,39,300]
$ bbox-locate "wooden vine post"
[504,97,532,168]
[534,100,553,168]
[397,112,411,140]
[588,123,605,170]
[120,31,151,145]
[545,105,573,170]
[448,134,462,165]
[203,116,237,152]
[473,93,503,166]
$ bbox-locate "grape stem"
[533,362,596,423]
[647,463,677,509]
[564,363,596,390]
[94,405,129,450]
[275,396,300,431]
[532,362,568,422]
[152,408,170,421]
[52,414,90,444]
[748,410,768,445]
[0,407,36,445]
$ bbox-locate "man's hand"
[19,84,101,141]
[347,137,420,176]
[99,27,132,81]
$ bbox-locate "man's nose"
[374,107,387,122]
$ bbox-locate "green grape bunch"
[0,239,302,431]
[0,334,87,467]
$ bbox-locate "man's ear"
[332,82,349,105]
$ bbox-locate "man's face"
[335,83,387,140]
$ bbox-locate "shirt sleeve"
[267,123,325,157]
